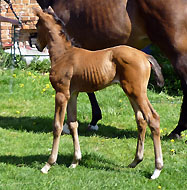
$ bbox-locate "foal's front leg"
[67,93,82,168]
[41,92,69,173]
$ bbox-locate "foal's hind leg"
[128,98,147,168]
[146,100,163,179]
[131,96,163,179]
[123,87,163,178]
[67,92,81,168]
[41,92,69,173]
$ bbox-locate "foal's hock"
[34,8,164,179]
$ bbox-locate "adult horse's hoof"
[62,123,70,134]
[63,123,99,134]
[87,124,99,131]
[168,132,181,139]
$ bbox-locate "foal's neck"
[47,25,72,67]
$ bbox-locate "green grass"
[0,68,187,190]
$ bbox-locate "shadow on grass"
[0,116,174,141]
[0,153,122,171]
[0,116,53,133]
[0,116,138,139]
[0,152,152,178]
[0,154,71,169]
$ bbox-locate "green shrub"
[0,48,50,73]
[28,56,50,73]
[0,48,27,69]
[149,45,182,96]
[0,48,13,68]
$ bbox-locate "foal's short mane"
[43,9,81,47]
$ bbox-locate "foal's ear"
[33,7,42,17]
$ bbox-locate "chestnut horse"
[36,0,187,138]
[34,8,164,179]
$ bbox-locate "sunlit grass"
[0,69,186,190]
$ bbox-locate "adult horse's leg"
[169,54,187,138]
[63,92,101,134]
[169,82,187,138]
[87,92,102,130]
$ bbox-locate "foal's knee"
[53,121,62,138]
[56,92,70,106]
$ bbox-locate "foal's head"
[34,8,67,51]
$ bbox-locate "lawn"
[0,68,186,190]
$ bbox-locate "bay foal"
[34,8,164,179]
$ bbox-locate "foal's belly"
[71,51,117,93]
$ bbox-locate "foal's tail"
[147,55,164,87]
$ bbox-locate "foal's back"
[50,45,150,94]
[50,47,116,92]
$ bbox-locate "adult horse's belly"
[53,0,150,50]
[125,0,151,49]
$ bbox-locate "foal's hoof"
[69,163,78,169]
[87,124,99,131]
[151,169,161,179]
[69,160,79,169]
[128,159,142,168]
[128,163,137,168]
[41,163,51,174]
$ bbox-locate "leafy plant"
[0,48,13,68]
[0,48,50,73]
[28,56,50,73]
[149,45,182,96]
[0,48,27,69]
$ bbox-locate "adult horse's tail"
[147,55,164,87]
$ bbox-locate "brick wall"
[0,0,39,46]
